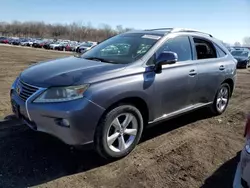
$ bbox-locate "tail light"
[244,114,250,137]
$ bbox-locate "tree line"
[0,21,249,45]
[0,21,133,42]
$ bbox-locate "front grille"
[16,80,39,101]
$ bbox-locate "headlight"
[33,85,89,103]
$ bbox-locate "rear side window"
[214,44,227,57]
[157,36,192,62]
[193,38,217,59]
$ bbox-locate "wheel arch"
[222,78,234,97]
[98,97,150,128]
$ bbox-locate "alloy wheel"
[106,113,138,153]
[216,86,229,112]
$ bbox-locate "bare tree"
[234,42,241,47]
[243,37,250,46]
[0,21,124,41]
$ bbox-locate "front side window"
[82,33,161,64]
[156,36,192,62]
[193,38,217,59]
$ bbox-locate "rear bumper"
[10,89,105,145]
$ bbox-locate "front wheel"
[94,105,143,159]
[209,83,230,115]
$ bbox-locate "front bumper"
[233,140,250,188]
[10,89,105,145]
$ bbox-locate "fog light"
[55,118,70,127]
[245,144,250,154]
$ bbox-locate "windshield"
[81,33,161,64]
[231,50,249,57]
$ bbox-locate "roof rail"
[171,28,213,37]
[144,28,174,31]
[144,27,213,37]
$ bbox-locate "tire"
[246,61,249,69]
[94,105,143,159]
[209,83,230,115]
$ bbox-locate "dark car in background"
[43,41,54,49]
[10,28,236,159]
[12,38,22,45]
[231,50,250,69]
[54,42,69,51]
[32,40,46,48]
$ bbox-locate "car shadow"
[0,108,214,188]
[201,151,241,188]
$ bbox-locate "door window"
[157,36,192,62]
[193,38,217,59]
[214,44,227,57]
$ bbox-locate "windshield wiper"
[84,57,114,63]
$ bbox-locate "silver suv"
[11,28,237,159]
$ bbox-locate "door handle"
[219,65,225,70]
[189,69,197,76]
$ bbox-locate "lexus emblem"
[16,86,21,94]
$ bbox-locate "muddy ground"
[0,45,249,188]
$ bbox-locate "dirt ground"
[0,45,249,188]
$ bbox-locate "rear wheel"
[94,105,143,159]
[209,83,230,115]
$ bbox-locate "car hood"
[20,56,126,88]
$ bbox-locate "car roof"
[124,28,213,37]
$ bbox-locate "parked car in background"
[233,114,250,188]
[75,41,97,53]
[231,50,250,69]
[54,42,69,51]
[20,39,34,47]
[12,38,22,45]
[10,28,236,159]
[49,42,62,50]
[7,38,16,44]
[43,41,54,49]
[32,40,46,48]
[0,37,9,44]
[65,42,80,51]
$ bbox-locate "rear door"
[190,36,226,104]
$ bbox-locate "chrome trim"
[87,99,106,110]
[25,88,46,121]
[19,79,40,89]
[148,102,212,124]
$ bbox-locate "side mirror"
[156,51,178,66]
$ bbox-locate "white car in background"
[49,42,64,50]
[75,41,98,53]
[20,39,34,46]
[233,114,250,188]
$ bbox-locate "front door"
[152,35,198,116]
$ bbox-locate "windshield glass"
[231,50,249,57]
[81,33,161,64]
